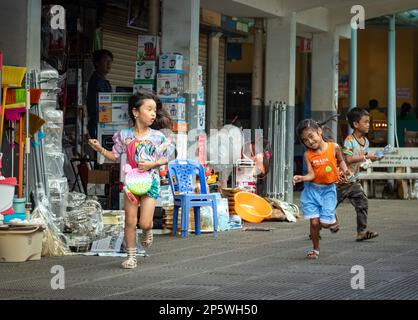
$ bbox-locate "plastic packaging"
[63,199,103,242]
[43,109,64,152]
[31,184,70,256]
[67,192,86,209]
[40,61,59,91]
[44,151,65,177]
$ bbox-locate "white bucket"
[0,183,15,213]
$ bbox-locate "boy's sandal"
[356,230,378,242]
[307,249,319,259]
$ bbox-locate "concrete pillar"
[264,14,296,203]
[161,0,200,132]
[311,29,339,141]
[265,15,296,106]
[207,32,222,130]
[149,0,160,35]
[251,18,264,132]
[0,0,41,69]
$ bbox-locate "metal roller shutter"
[199,32,208,104]
[199,32,225,129]
[101,6,140,89]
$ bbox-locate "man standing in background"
[86,49,113,139]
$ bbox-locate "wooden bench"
[358,147,418,198]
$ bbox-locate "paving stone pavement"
[1,198,417,300]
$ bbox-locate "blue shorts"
[300,182,337,224]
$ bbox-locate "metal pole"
[25,72,31,220]
[273,102,279,198]
[285,103,295,203]
[279,102,286,200]
[387,15,396,148]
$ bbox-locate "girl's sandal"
[121,248,137,269]
[141,229,153,248]
[307,249,320,259]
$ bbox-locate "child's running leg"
[347,182,378,240]
[139,196,156,248]
[308,218,320,259]
[122,193,139,269]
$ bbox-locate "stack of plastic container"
[39,62,69,230]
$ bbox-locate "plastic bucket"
[0,225,43,262]
[0,179,16,213]
[13,197,26,214]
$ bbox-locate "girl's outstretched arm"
[88,139,117,162]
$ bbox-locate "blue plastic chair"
[167,159,218,238]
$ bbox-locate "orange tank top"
[307,142,339,184]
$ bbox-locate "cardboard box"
[159,53,184,73]
[133,83,154,94]
[200,8,222,27]
[162,98,186,121]
[133,79,154,94]
[172,121,188,133]
[111,93,130,123]
[137,35,160,61]
[174,133,188,159]
[87,170,110,196]
[135,60,157,80]
[98,93,130,123]
[197,102,206,130]
[157,73,184,99]
[98,93,112,123]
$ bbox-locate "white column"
[207,32,221,130]
[161,0,200,95]
[161,0,201,155]
[264,14,296,203]
[251,18,264,131]
[311,30,339,140]
[265,14,296,106]
[0,0,41,69]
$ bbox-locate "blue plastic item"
[167,159,218,238]
[3,213,28,222]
